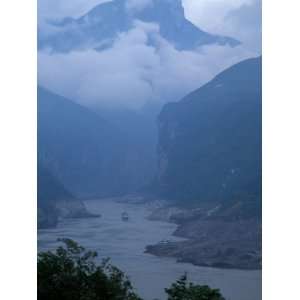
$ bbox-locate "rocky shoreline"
[38,199,99,229]
[145,204,261,270]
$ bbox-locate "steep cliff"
[156,57,262,212]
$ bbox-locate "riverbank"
[38,198,261,300]
[38,198,99,229]
[145,204,261,270]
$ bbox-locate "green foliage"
[165,274,225,300]
[38,239,142,300]
[38,240,226,300]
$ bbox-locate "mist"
[38,23,255,110]
[38,0,261,110]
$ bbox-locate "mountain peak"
[38,0,239,52]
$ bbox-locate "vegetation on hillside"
[166,274,225,300]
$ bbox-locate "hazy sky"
[183,0,261,52]
[38,0,261,109]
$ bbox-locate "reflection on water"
[38,199,261,300]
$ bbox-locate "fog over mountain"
[39,0,239,52]
[38,0,261,110]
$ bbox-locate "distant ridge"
[38,0,239,52]
[38,86,156,198]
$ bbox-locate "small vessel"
[121,212,129,221]
[159,239,171,245]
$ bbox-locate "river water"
[38,199,261,300]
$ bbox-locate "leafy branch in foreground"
[38,239,226,300]
[38,238,141,300]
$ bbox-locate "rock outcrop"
[37,165,97,229]
[146,203,261,270]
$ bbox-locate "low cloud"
[38,0,261,54]
[223,0,261,52]
[183,0,261,53]
[125,0,153,13]
[38,21,255,110]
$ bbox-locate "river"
[38,199,261,300]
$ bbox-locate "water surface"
[38,199,261,300]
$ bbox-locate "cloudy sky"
[183,0,261,52]
[38,0,261,110]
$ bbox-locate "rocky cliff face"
[146,202,261,270]
[149,59,262,268]
[156,57,262,211]
[146,220,261,270]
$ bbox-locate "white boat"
[121,212,129,221]
[159,239,171,244]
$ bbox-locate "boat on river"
[121,212,129,221]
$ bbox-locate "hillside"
[38,86,155,198]
[156,57,262,214]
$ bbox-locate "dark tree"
[38,239,142,300]
[38,240,226,300]
[165,274,225,300]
